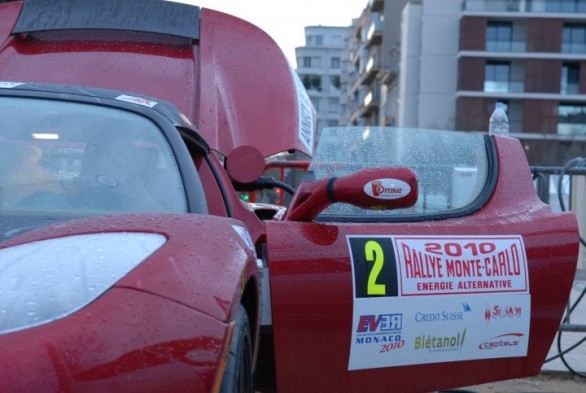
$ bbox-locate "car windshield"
[0,96,187,214]
[307,127,491,218]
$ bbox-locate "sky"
[174,0,368,65]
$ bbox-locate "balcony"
[562,42,586,54]
[464,0,586,13]
[361,87,380,117]
[369,0,384,13]
[464,0,523,12]
[486,40,526,52]
[561,83,580,95]
[352,75,363,94]
[483,80,525,93]
[362,56,381,85]
[366,20,383,48]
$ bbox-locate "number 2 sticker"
[348,237,398,298]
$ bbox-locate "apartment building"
[342,0,586,165]
[458,0,586,164]
[295,26,349,135]
[341,0,408,126]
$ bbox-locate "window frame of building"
[546,0,586,12]
[303,56,312,68]
[561,63,580,94]
[558,103,586,136]
[562,24,586,54]
[301,74,322,91]
[328,97,340,114]
[484,61,511,93]
[331,57,341,69]
[486,22,513,52]
[330,75,341,90]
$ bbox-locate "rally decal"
[393,236,529,296]
[347,235,531,371]
[290,65,314,154]
[115,94,158,108]
[0,82,24,88]
[348,237,399,298]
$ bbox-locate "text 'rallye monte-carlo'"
[0,0,580,392]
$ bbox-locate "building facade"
[341,0,586,165]
[458,0,586,164]
[295,26,349,135]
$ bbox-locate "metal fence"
[532,162,586,377]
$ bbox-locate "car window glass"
[307,127,490,218]
[0,97,188,214]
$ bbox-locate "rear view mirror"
[285,167,418,221]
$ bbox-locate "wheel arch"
[240,276,259,367]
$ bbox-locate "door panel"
[266,138,579,393]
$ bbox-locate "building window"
[562,24,586,53]
[331,57,341,69]
[301,75,322,91]
[486,22,512,51]
[328,98,340,113]
[546,0,586,12]
[303,57,311,68]
[330,75,341,90]
[312,56,322,68]
[561,63,580,94]
[315,35,323,46]
[558,104,586,135]
[484,61,510,92]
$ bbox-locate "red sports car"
[0,1,580,393]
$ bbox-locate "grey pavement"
[542,269,586,376]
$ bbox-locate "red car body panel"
[266,137,579,393]
[0,288,225,393]
[0,214,259,323]
[0,1,312,158]
[0,213,259,392]
[0,1,580,392]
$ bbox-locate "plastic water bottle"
[489,102,509,135]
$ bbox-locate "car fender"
[0,213,259,324]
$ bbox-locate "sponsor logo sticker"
[415,302,472,323]
[479,333,524,350]
[485,304,523,324]
[116,94,158,108]
[364,178,410,200]
[355,313,404,348]
[414,329,466,353]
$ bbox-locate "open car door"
[265,128,579,393]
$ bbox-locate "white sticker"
[364,178,411,200]
[116,94,158,108]
[0,82,24,88]
[231,225,255,252]
[347,235,531,370]
[290,66,314,154]
[393,236,529,296]
[348,294,531,370]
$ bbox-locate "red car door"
[265,128,579,393]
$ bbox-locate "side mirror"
[226,145,266,185]
[284,167,418,221]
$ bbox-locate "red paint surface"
[0,288,226,393]
[0,214,259,393]
[0,3,310,158]
[267,137,579,393]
